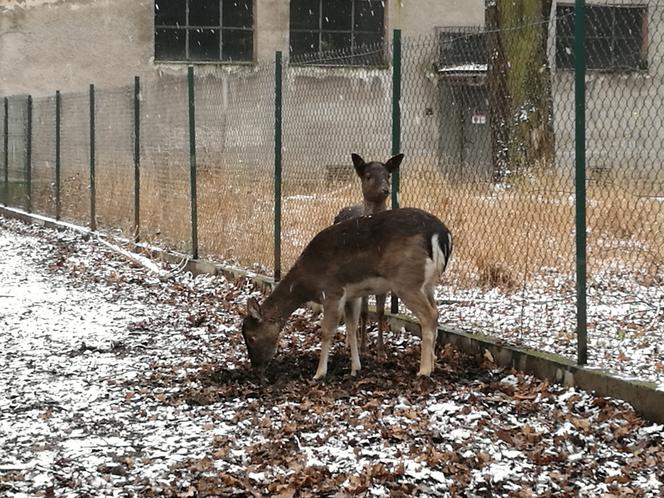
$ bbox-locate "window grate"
[289,0,385,66]
[154,0,253,63]
[555,4,648,72]
[437,26,488,69]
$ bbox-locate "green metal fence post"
[26,95,32,213]
[3,97,8,206]
[274,51,283,282]
[574,0,588,365]
[55,90,61,220]
[188,66,199,259]
[390,29,402,314]
[133,76,141,243]
[89,84,96,230]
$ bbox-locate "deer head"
[351,153,404,205]
[241,297,281,374]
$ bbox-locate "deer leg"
[375,293,387,358]
[360,296,369,353]
[344,298,362,376]
[398,289,439,377]
[343,301,352,350]
[313,299,342,380]
[426,287,439,350]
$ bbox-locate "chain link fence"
[428,14,579,358]
[4,96,29,210]
[1,2,663,377]
[139,75,191,253]
[31,94,56,217]
[580,1,664,368]
[95,84,135,237]
[282,42,392,270]
[195,65,275,271]
[59,91,90,225]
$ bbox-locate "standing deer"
[333,153,404,356]
[241,207,453,380]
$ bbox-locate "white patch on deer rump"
[423,234,446,290]
[445,232,453,269]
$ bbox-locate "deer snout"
[382,187,390,197]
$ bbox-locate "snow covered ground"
[434,270,664,390]
[1,217,663,497]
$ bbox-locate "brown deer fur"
[333,153,403,356]
[241,207,453,379]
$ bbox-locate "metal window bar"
[155,0,253,62]
[290,0,385,63]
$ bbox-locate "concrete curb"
[3,205,664,423]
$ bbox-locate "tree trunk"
[486,0,555,183]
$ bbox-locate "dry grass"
[32,180,54,217]
[24,162,664,289]
[198,166,274,269]
[400,169,574,289]
[586,178,664,286]
[26,168,89,224]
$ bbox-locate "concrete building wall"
[0,0,484,95]
[0,0,484,177]
[0,0,154,96]
[392,0,485,36]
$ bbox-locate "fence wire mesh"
[95,85,134,237]
[59,91,90,226]
[578,1,664,364]
[196,66,275,272]
[282,43,391,270]
[1,2,663,379]
[426,13,580,360]
[5,96,28,210]
[139,74,191,254]
[31,95,56,218]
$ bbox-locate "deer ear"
[385,153,404,173]
[246,297,262,321]
[351,153,366,177]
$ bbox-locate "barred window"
[438,28,487,68]
[155,0,253,63]
[556,4,648,71]
[289,0,385,65]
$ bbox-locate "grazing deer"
[333,153,404,356]
[241,207,453,380]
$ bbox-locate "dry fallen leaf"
[273,488,296,498]
[571,416,592,433]
[3,219,663,498]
